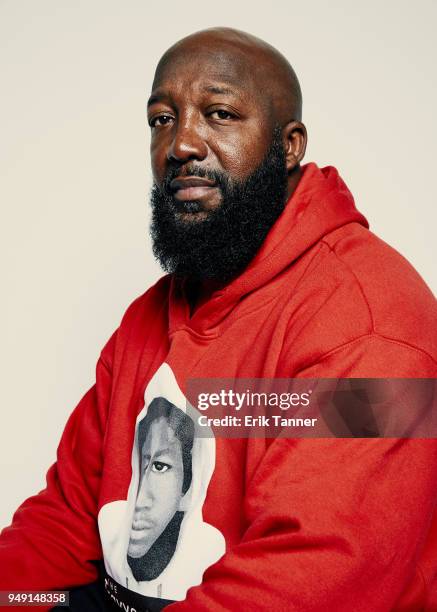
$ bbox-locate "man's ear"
[283,121,307,172]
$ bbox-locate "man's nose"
[167,116,208,164]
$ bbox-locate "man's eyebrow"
[204,85,237,96]
[147,85,241,108]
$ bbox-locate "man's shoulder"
[322,221,434,307]
[284,222,436,372]
[319,222,436,355]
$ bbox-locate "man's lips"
[170,176,217,202]
[170,176,216,190]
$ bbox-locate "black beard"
[149,127,288,283]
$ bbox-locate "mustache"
[158,164,232,196]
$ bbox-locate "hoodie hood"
[168,163,368,338]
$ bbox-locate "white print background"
[1,0,436,526]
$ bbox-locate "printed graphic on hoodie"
[98,363,226,602]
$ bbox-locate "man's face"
[128,417,185,559]
[147,46,289,282]
[147,47,277,222]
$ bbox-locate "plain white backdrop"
[1,0,436,527]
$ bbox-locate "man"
[1,27,436,611]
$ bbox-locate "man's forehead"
[152,45,256,95]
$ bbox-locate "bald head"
[153,27,302,123]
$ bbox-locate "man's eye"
[209,110,235,120]
[149,115,173,128]
[151,461,171,473]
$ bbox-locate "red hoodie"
[1,163,436,611]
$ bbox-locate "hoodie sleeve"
[167,336,437,612]
[0,331,116,592]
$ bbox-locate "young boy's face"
[128,416,185,559]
